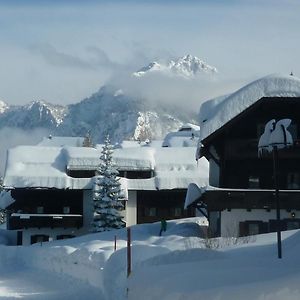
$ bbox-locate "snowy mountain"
[0,87,197,143]
[55,86,197,143]
[0,100,8,113]
[0,100,66,130]
[133,54,218,78]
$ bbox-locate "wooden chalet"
[186,74,300,237]
[3,128,208,245]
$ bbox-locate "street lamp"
[258,118,293,259]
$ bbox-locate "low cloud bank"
[109,70,248,113]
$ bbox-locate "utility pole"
[273,145,282,259]
[127,228,131,277]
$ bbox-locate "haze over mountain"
[0,88,197,144]
[0,55,217,144]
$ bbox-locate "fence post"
[127,227,131,277]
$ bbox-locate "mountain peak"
[23,100,67,126]
[133,55,218,78]
[0,100,8,113]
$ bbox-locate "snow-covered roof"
[162,124,200,147]
[4,146,91,190]
[179,123,200,131]
[38,136,85,147]
[3,143,209,191]
[184,183,204,209]
[199,74,300,141]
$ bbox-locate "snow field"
[1,219,300,299]
[0,218,206,300]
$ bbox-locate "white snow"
[162,123,200,147]
[0,99,8,113]
[184,182,204,209]
[0,191,15,209]
[38,136,84,147]
[200,74,300,141]
[1,218,300,299]
[269,119,293,148]
[3,142,208,192]
[133,54,217,78]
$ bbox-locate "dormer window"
[67,169,96,178]
[118,170,153,179]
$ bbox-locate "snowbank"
[1,219,300,299]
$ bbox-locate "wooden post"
[273,146,282,259]
[114,235,117,251]
[127,227,131,277]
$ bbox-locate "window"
[37,206,44,214]
[63,206,70,214]
[248,223,260,235]
[248,176,260,189]
[67,169,96,178]
[125,171,153,179]
[31,235,49,244]
[174,207,182,217]
[57,235,75,240]
[145,207,156,217]
[287,172,300,189]
[286,221,300,230]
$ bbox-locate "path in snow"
[0,266,103,300]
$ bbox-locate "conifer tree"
[82,131,93,147]
[91,135,125,232]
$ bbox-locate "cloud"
[30,43,122,71]
[86,46,119,69]
[31,43,95,70]
[107,67,248,114]
[0,127,50,176]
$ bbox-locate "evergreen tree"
[91,135,125,232]
[82,131,93,147]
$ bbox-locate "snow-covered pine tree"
[82,131,93,147]
[134,112,152,143]
[91,135,125,232]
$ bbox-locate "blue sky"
[0,0,299,105]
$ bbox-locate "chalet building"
[3,127,208,245]
[185,74,300,237]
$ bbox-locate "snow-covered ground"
[1,218,300,299]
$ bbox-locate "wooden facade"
[137,189,195,224]
[8,182,191,244]
[7,189,83,231]
[199,97,300,236]
[67,169,154,179]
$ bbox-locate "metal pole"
[114,235,117,251]
[127,227,131,277]
[273,145,282,259]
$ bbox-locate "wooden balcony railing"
[8,213,83,230]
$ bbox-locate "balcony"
[8,213,83,230]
